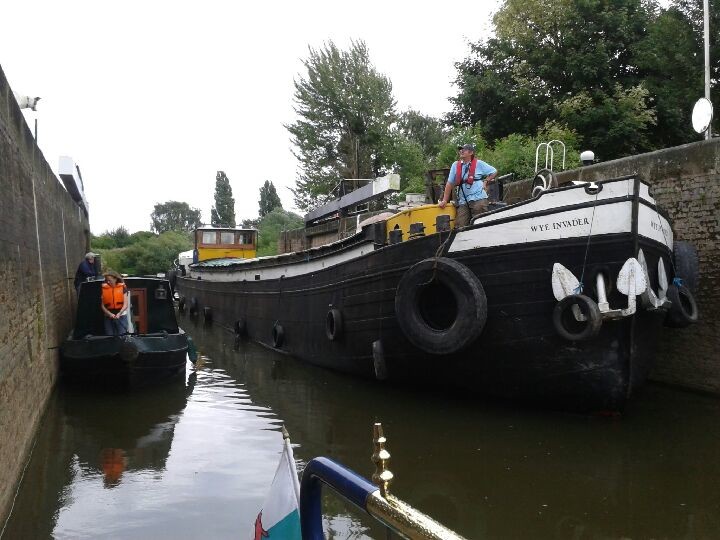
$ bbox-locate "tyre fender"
[552,294,602,341]
[202,306,213,323]
[664,284,698,328]
[234,319,247,337]
[189,297,199,315]
[395,257,487,355]
[272,323,284,348]
[178,296,186,313]
[325,308,343,341]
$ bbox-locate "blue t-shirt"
[447,159,497,204]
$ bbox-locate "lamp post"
[703,0,711,139]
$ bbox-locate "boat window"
[202,231,217,244]
[220,232,235,244]
[237,233,245,244]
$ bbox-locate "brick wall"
[0,65,89,524]
[506,140,720,394]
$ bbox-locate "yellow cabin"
[194,227,257,262]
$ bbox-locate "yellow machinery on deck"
[384,203,456,242]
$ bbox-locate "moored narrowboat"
[61,277,189,386]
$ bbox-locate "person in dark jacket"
[74,252,98,292]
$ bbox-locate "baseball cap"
[85,252,98,259]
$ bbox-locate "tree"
[211,171,236,227]
[397,110,447,159]
[256,208,304,257]
[450,0,659,158]
[633,4,713,147]
[259,180,283,217]
[93,231,192,276]
[151,201,202,233]
[287,40,397,211]
[91,226,131,250]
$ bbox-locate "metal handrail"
[299,456,467,540]
[535,140,566,172]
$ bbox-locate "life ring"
[325,308,343,341]
[673,241,699,293]
[395,257,487,355]
[202,306,213,323]
[664,284,698,328]
[189,297,199,315]
[234,319,247,337]
[272,323,284,348]
[552,294,602,341]
[178,296,186,313]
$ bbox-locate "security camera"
[14,94,41,111]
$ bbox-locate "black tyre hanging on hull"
[395,257,487,355]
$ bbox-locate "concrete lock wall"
[0,65,90,524]
[506,139,720,394]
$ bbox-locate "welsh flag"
[251,433,302,540]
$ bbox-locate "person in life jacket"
[101,270,129,336]
[439,143,497,228]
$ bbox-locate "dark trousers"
[455,199,490,228]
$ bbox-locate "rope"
[578,190,600,294]
[414,225,454,289]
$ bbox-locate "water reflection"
[4,315,720,539]
[193,318,720,540]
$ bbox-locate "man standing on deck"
[439,144,497,228]
[74,252,98,293]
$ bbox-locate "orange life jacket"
[102,283,126,311]
[455,158,478,185]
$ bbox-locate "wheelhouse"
[194,227,257,262]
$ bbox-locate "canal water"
[3,315,720,539]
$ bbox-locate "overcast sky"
[1,0,500,233]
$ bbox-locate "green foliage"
[449,0,675,159]
[241,217,260,229]
[397,110,447,159]
[91,227,131,250]
[430,122,581,183]
[211,171,236,227]
[287,40,397,211]
[451,0,720,156]
[434,125,489,168]
[151,201,202,233]
[386,137,427,192]
[633,4,711,146]
[558,85,656,159]
[94,231,192,276]
[255,208,304,257]
[484,133,537,181]
[259,180,283,217]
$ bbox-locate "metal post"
[704,0,711,139]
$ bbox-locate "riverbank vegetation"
[93,180,299,274]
